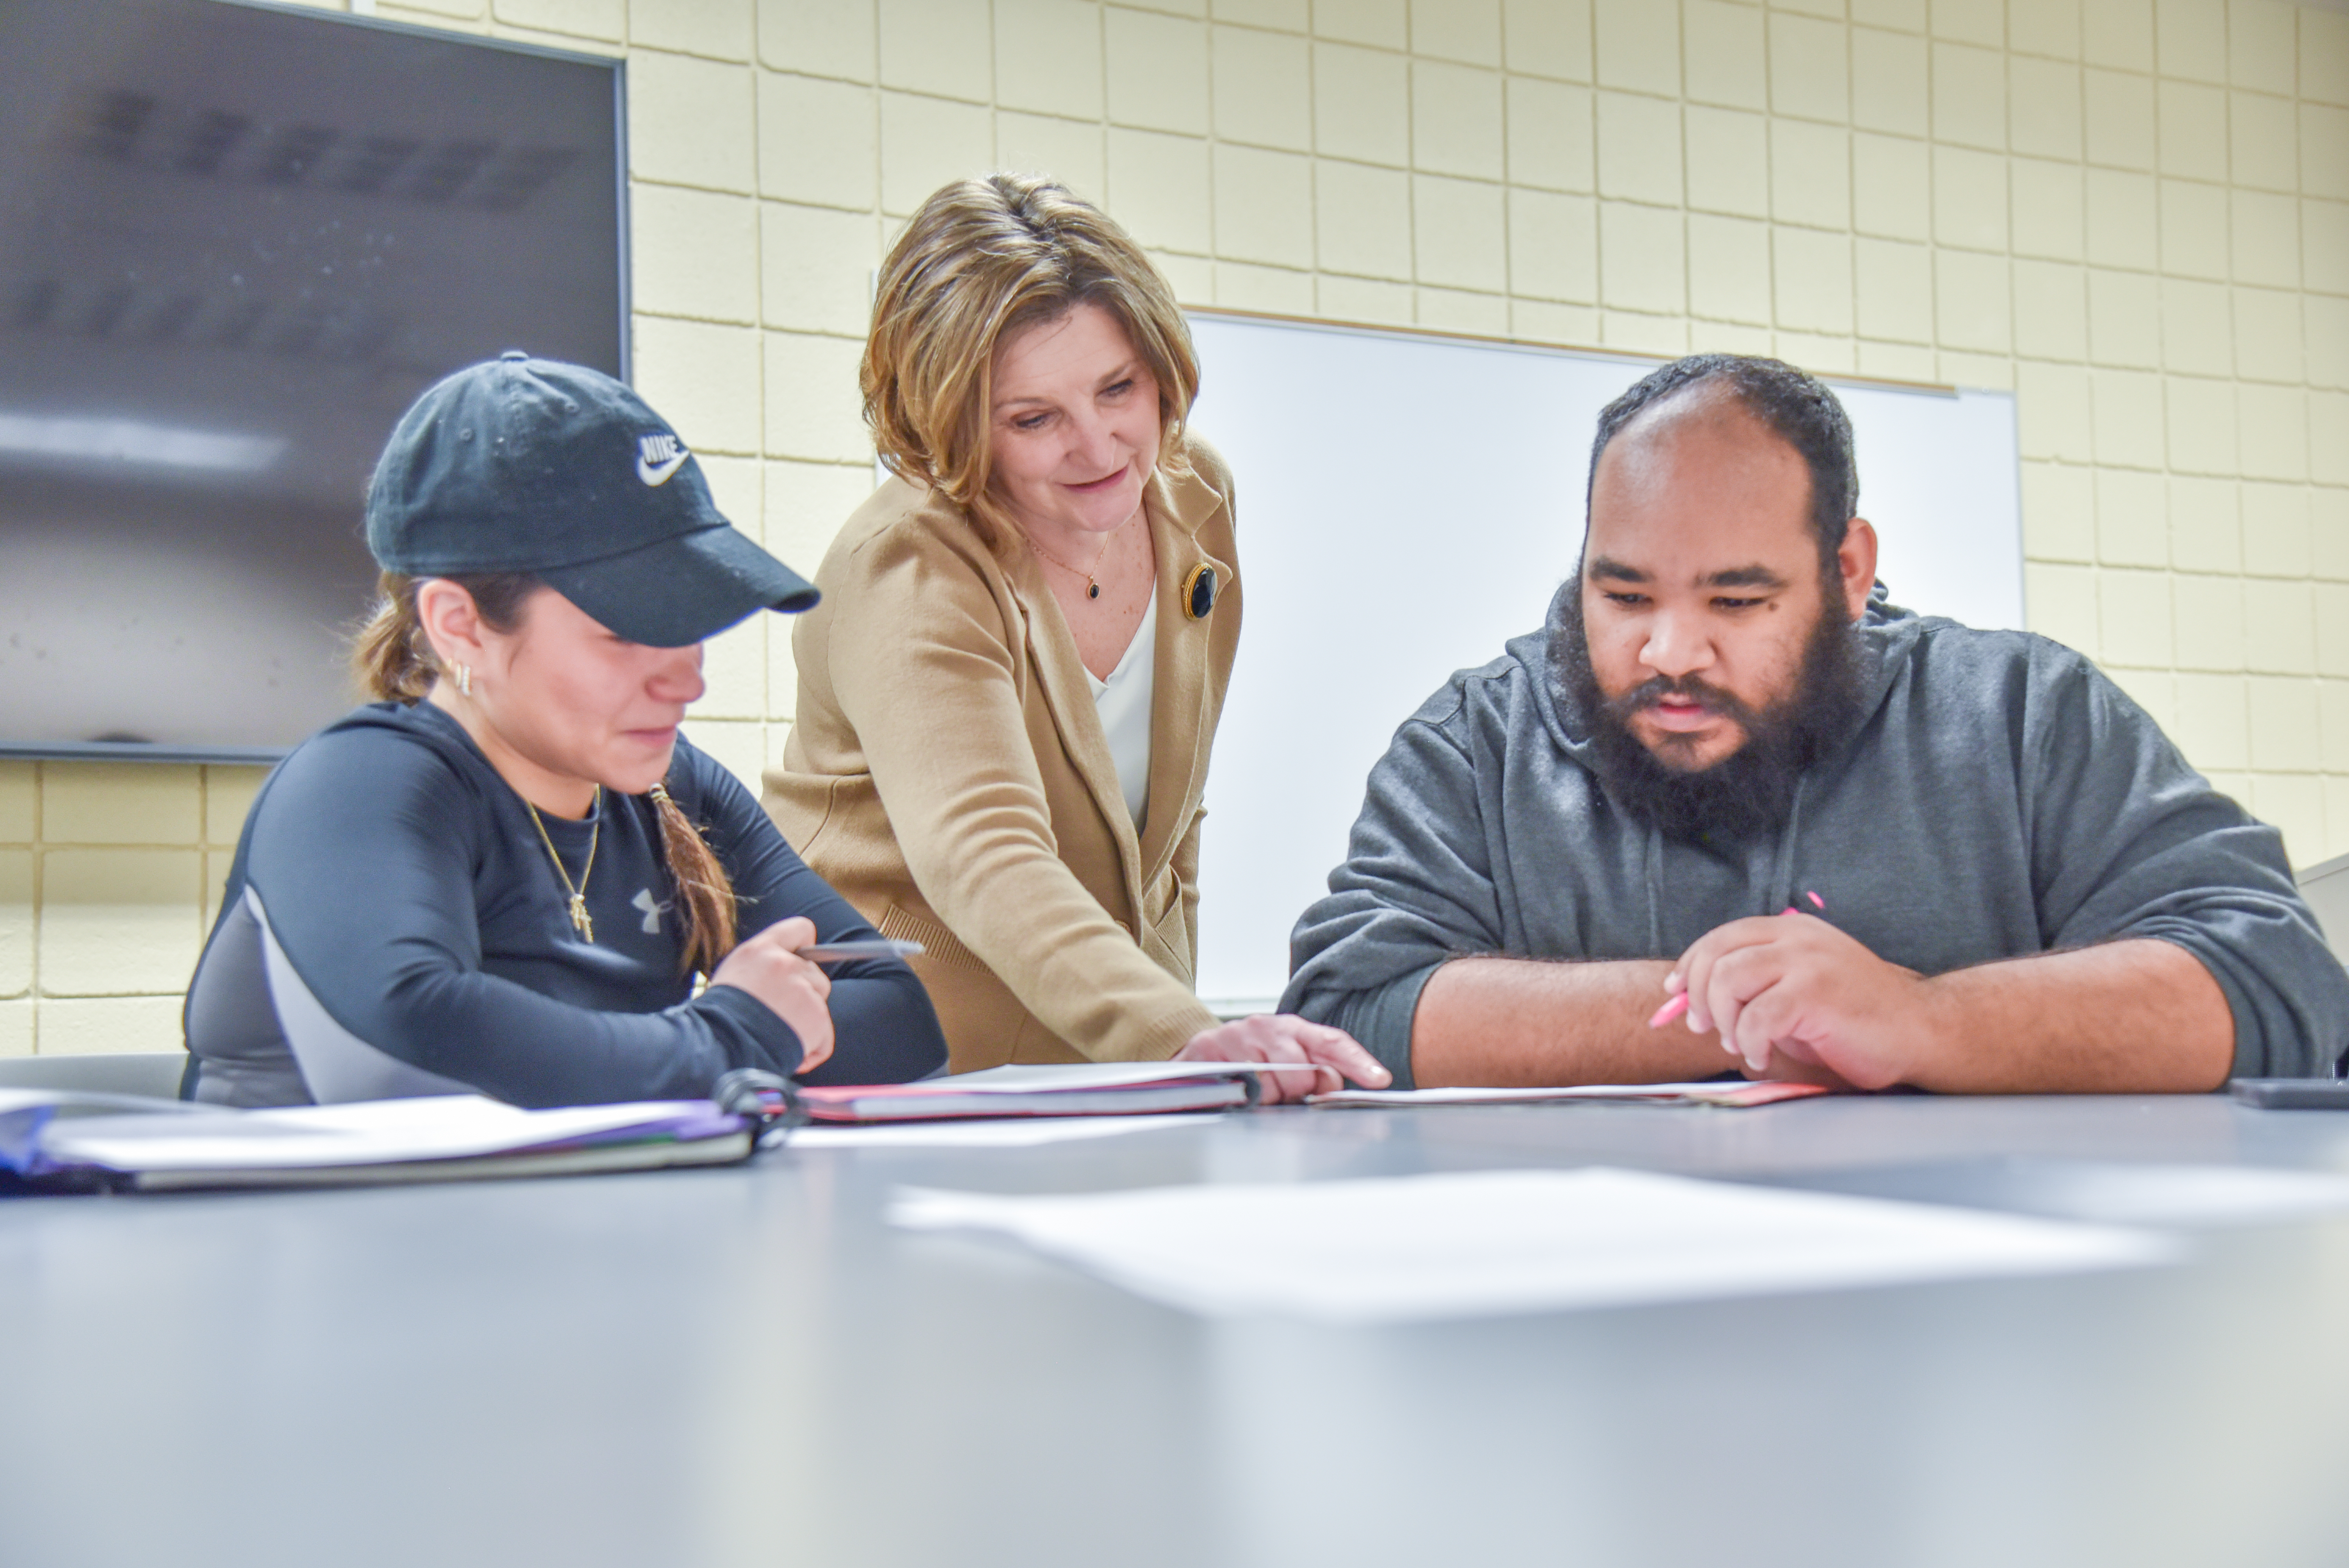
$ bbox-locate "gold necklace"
[1023,521,1123,600]
[524,787,600,943]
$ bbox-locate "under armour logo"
[636,432,689,486]
[633,887,673,934]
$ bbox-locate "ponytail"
[349,570,541,702]
[351,572,438,702]
[651,782,740,977]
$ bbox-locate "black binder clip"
[712,1067,807,1147]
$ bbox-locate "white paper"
[41,1095,718,1172]
[785,1114,1223,1151]
[0,1087,203,1117]
[1973,1161,2349,1228]
[890,1167,2175,1324]
[1309,1082,1799,1108]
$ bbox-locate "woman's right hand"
[711,916,836,1076]
[1177,1014,1389,1105]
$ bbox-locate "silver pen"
[793,938,925,964]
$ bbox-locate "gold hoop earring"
[454,663,473,697]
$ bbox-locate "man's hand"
[1664,911,1931,1089]
[1178,1015,1391,1104]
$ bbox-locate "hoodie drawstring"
[1764,774,1809,915]
[1643,829,1665,954]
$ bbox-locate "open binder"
[794,1061,1315,1124]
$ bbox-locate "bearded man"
[1281,354,2349,1094]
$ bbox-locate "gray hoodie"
[1281,600,2349,1088]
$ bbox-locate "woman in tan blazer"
[763,174,1383,1098]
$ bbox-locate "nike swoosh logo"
[637,449,690,486]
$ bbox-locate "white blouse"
[1085,588,1157,829]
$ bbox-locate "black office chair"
[2301,853,2349,972]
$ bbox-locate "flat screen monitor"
[0,0,626,760]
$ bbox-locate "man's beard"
[1549,576,1867,846]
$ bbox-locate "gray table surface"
[7,1094,2349,1568]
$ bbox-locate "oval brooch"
[1182,562,1218,621]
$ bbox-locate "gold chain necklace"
[1022,520,1123,600]
[524,787,600,943]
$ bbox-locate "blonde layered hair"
[863,174,1201,540]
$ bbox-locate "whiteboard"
[1183,310,2023,1015]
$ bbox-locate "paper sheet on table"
[786,1114,1223,1151]
[1793,1159,2349,1229]
[890,1167,2176,1323]
[1309,1082,1826,1109]
[2018,1162,2349,1226]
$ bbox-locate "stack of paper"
[796,1061,1310,1124]
[788,1114,1219,1151]
[0,1090,751,1192]
[891,1167,2176,1322]
[1308,1081,1829,1109]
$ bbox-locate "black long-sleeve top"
[184,701,946,1107]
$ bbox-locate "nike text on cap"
[364,350,819,647]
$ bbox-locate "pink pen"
[1647,894,1825,1030]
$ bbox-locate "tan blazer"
[763,434,1242,1073]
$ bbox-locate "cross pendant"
[569,895,595,944]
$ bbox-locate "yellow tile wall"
[0,762,258,1057]
[16,0,2349,1053]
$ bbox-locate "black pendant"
[1087,581,1100,599]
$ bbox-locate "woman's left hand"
[1176,1015,1391,1105]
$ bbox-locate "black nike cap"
[364,351,819,647]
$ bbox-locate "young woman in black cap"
[182,352,947,1107]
